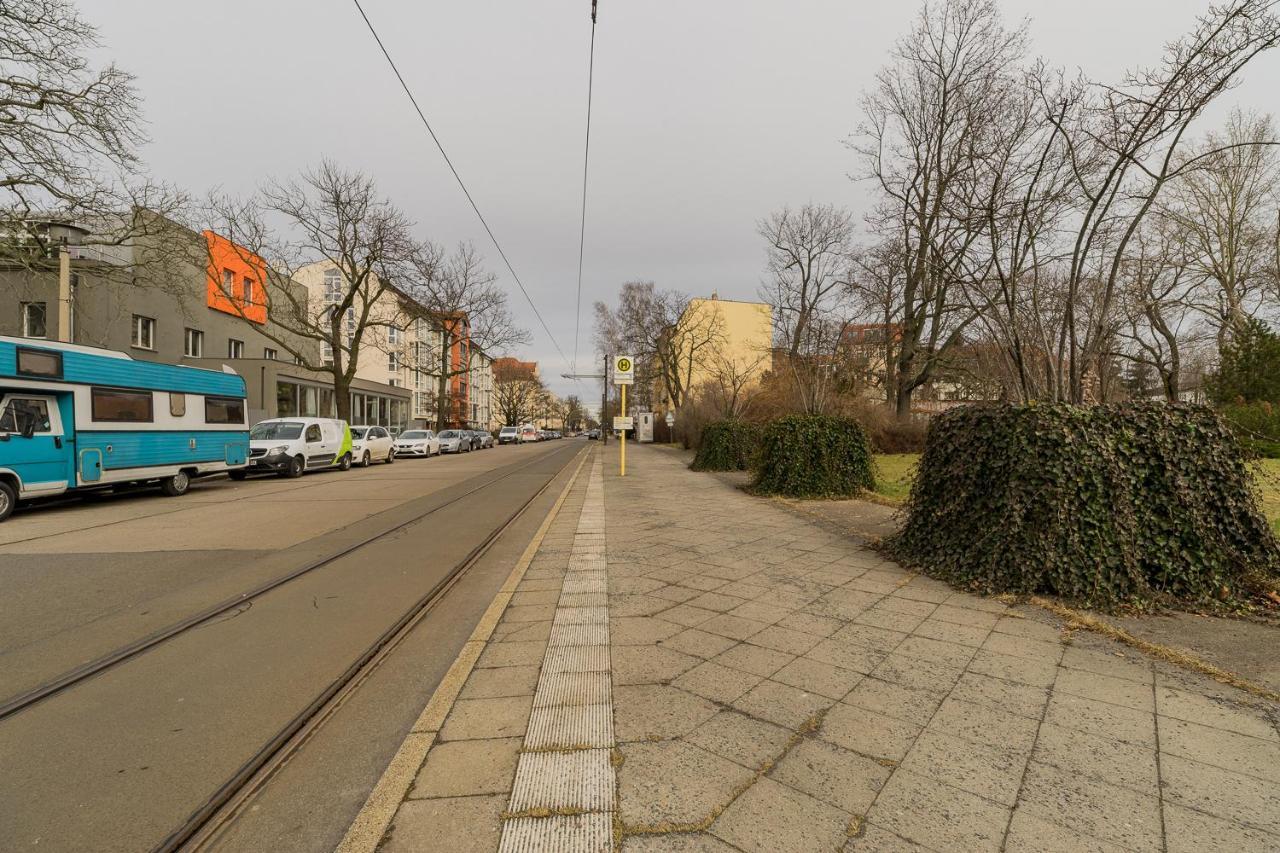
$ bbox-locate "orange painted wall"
[204,230,267,324]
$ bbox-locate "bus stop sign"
[613,356,634,385]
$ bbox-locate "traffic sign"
[613,355,634,385]
[613,416,634,431]
[665,411,675,427]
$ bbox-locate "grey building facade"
[0,217,409,428]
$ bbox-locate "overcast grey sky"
[93,0,1280,400]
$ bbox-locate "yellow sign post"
[613,355,635,477]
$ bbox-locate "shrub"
[889,402,1280,608]
[1221,401,1280,458]
[691,420,761,471]
[752,414,875,498]
[850,402,929,453]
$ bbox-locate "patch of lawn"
[1251,458,1280,535]
[872,453,919,505]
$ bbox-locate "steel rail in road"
[0,445,582,723]
[158,443,589,852]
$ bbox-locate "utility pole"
[560,357,608,446]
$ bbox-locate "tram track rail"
[157,444,590,852]
[0,445,581,723]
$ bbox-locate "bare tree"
[1044,1,1280,402]
[593,281,724,413]
[1159,109,1279,348]
[411,241,529,429]
[855,0,1020,417]
[757,204,856,358]
[492,360,543,427]
[202,161,417,421]
[695,348,770,420]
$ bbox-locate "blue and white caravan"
[0,336,249,521]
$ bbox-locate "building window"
[387,379,399,387]
[388,352,399,371]
[322,342,334,365]
[184,328,203,358]
[227,338,244,358]
[264,347,278,360]
[21,302,47,338]
[388,325,400,345]
[277,381,298,417]
[323,268,342,303]
[91,387,153,422]
[131,315,155,350]
[242,276,255,305]
[222,269,234,296]
[205,395,246,424]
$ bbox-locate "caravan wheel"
[160,471,191,497]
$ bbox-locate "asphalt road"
[0,439,587,852]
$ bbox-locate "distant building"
[654,293,772,413]
[0,214,410,427]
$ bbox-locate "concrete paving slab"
[711,776,853,853]
[618,740,755,828]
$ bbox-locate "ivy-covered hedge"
[889,402,1280,608]
[752,414,875,498]
[691,420,762,471]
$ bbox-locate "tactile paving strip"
[499,459,616,853]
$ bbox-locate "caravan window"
[91,388,154,422]
[15,347,62,379]
[170,393,186,417]
[0,398,51,433]
[205,396,245,424]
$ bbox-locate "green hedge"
[1221,402,1280,458]
[691,420,762,471]
[889,402,1280,608]
[752,414,875,498]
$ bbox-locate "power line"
[571,0,599,375]
[351,0,569,367]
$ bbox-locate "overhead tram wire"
[571,0,599,378]
[351,0,569,367]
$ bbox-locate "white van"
[234,417,353,479]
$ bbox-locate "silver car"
[472,430,494,449]
[437,429,470,453]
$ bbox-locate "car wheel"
[339,453,353,471]
[159,471,191,497]
[228,470,248,481]
[385,448,395,464]
[0,480,15,522]
[360,450,372,468]
[283,455,306,478]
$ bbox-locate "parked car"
[0,337,249,521]
[394,429,440,457]
[586,429,601,440]
[472,430,494,449]
[350,425,395,466]
[437,429,470,453]
[241,417,352,478]
[519,424,539,443]
[498,426,519,445]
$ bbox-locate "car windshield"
[500,427,517,434]
[439,430,459,438]
[349,427,368,439]
[400,431,429,439]
[250,421,303,440]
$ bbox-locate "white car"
[237,417,353,479]
[437,429,470,453]
[394,429,440,457]
[498,426,519,444]
[350,425,396,466]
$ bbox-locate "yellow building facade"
[654,293,772,412]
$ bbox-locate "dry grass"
[1030,596,1280,703]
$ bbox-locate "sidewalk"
[354,443,1280,852]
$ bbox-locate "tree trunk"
[334,373,352,422]
[435,331,451,431]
